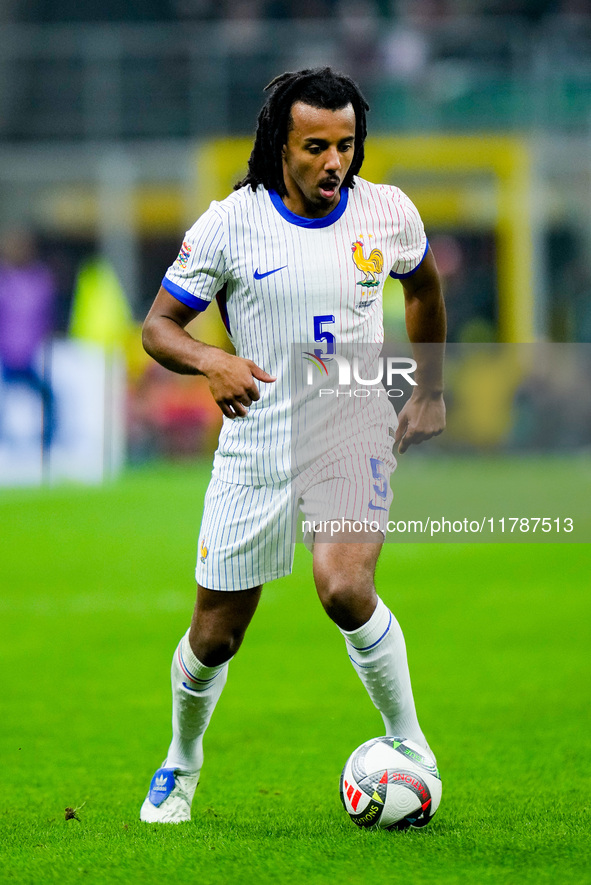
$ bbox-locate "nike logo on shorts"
[254,266,287,280]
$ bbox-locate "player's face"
[281,101,356,218]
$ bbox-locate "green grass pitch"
[1,456,590,884]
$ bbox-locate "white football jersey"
[163,177,427,484]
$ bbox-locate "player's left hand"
[394,391,446,454]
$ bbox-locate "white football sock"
[340,597,430,752]
[164,630,230,774]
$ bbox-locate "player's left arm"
[395,246,447,454]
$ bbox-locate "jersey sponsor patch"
[175,240,192,269]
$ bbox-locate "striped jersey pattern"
[162,177,427,485]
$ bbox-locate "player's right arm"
[142,287,275,419]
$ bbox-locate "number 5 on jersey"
[313,314,335,360]
[369,458,388,512]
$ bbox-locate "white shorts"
[196,441,397,591]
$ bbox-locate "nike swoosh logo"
[254,265,287,280]
[368,502,388,512]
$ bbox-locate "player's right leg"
[140,476,295,823]
[140,584,261,823]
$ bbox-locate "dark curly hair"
[234,67,369,196]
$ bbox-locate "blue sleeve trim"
[162,276,210,312]
[389,238,429,280]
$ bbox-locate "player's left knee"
[315,569,376,630]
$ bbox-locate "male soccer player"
[140,67,446,823]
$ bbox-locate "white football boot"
[140,765,199,823]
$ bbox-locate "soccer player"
[140,67,446,823]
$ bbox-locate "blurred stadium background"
[1,0,591,484]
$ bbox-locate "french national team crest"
[199,538,208,564]
[175,240,192,270]
[351,236,384,289]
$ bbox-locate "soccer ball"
[340,736,442,830]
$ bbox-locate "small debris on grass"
[64,802,86,821]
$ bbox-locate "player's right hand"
[204,351,276,419]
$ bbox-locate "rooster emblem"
[351,239,384,288]
[199,539,208,563]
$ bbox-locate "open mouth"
[318,179,340,200]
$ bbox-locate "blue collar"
[268,186,349,228]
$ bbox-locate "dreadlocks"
[234,67,369,196]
